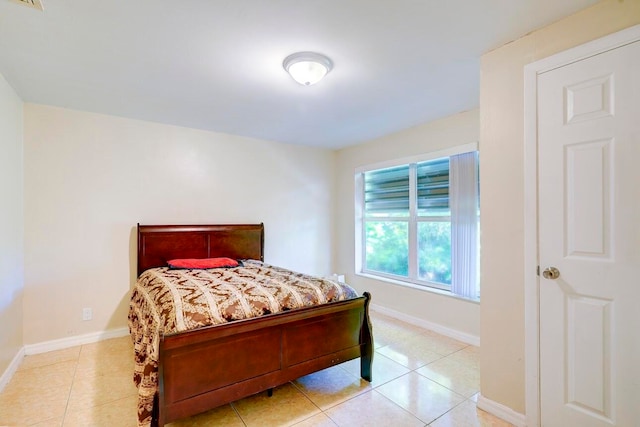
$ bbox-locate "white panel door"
[537,40,640,426]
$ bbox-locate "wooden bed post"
[360,292,374,382]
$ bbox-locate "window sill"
[355,272,480,305]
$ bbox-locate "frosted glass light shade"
[283,52,333,86]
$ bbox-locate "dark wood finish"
[137,223,264,276]
[136,224,373,427]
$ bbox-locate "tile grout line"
[291,361,376,412]
[370,388,427,425]
[60,346,83,426]
[7,349,81,426]
[412,364,477,400]
[375,369,466,426]
[424,394,475,426]
[370,321,480,425]
[287,380,326,426]
[229,401,248,427]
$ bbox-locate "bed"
[128,223,374,427]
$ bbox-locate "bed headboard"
[137,223,264,276]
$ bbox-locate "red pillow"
[167,257,240,269]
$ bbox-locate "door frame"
[523,24,640,427]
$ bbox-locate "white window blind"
[356,144,480,299]
[450,151,480,298]
[364,165,409,215]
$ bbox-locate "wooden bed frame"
[136,223,374,426]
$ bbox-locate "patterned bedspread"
[127,259,358,427]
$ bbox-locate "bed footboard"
[156,293,373,426]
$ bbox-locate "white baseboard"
[370,303,480,346]
[0,346,25,393]
[1,328,129,392]
[477,394,527,427]
[24,327,130,355]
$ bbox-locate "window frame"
[355,142,478,295]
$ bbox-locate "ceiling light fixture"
[283,52,333,86]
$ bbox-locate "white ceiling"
[0,0,599,149]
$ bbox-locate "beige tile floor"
[0,312,513,427]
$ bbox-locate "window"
[355,144,480,299]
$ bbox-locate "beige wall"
[0,73,24,375]
[479,0,640,414]
[23,104,335,345]
[335,109,480,338]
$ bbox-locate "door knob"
[542,267,560,280]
